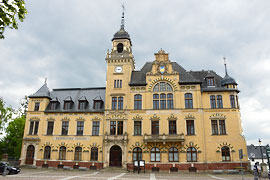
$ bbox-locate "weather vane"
[121,3,125,29]
[223,57,228,76]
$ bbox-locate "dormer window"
[63,96,73,110]
[94,100,103,110]
[78,101,87,110]
[207,77,215,86]
[64,101,72,110]
[50,102,57,110]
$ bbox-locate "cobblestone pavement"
[0,168,266,180]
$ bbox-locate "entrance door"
[109,145,122,167]
[25,145,35,165]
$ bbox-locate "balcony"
[143,133,185,144]
[103,132,128,143]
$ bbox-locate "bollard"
[2,163,7,177]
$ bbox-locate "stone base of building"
[35,160,103,170]
[127,162,249,172]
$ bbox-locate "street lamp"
[258,139,264,164]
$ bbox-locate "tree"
[0,97,13,134]
[0,0,27,39]
[2,116,25,158]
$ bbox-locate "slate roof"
[29,83,50,99]
[112,27,131,41]
[247,145,268,159]
[129,61,238,93]
[44,87,106,113]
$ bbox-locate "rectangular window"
[211,120,219,135]
[186,120,195,135]
[29,121,34,135]
[64,101,72,110]
[46,121,54,135]
[78,101,86,110]
[169,120,177,135]
[94,101,102,109]
[207,77,215,86]
[153,94,159,110]
[34,121,39,135]
[112,97,117,110]
[219,120,226,135]
[62,121,69,135]
[160,94,166,109]
[217,95,223,108]
[230,95,236,108]
[76,121,84,135]
[50,102,57,110]
[210,95,216,109]
[114,80,122,88]
[134,121,142,135]
[117,121,123,135]
[110,121,116,135]
[34,102,40,111]
[151,121,159,135]
[92,121,100,136]
[118,97,123,110]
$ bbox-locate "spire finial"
[45,77,47,85]
[121,3,125,29]
[223,57,228,76]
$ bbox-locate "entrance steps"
[100,167,127,173]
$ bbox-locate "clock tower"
[105,9,135,111]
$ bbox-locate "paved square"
[1,168,263,180]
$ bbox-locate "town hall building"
[20,13,249,171]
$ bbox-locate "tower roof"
[220,58,237,86]
[29,81,51,99]
[112,4,131,41]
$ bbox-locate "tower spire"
[223,57,228,76]
[121,3,125,29]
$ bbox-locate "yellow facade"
[20,23,248,171]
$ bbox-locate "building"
[20,13,249,171]
[247,145,269,169]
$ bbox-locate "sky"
[0,0,270,146]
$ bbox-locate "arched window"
[117,43,123,53]
[217,95,223,108]
[187,147,197,162]
[153,82,173,92]
[210,95,216,109]
[134,94,142,110]
[133,147,142,161]
[152,82,174,109]
[150,147,160,162]
[221,146,230,161]
[169,147,178,162]
[74,146,82,161]
[167,93,173,109]
[44,146,51,160]
[153,94,159,110]
[59,146,66,160]
[185,93,193,109]
[91,147,98,161]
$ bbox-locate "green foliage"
[0,97,13,134]
[0,0,27,39]
[3,116,25,158]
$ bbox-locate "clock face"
[159,65,165,74]
[115,66,123,73]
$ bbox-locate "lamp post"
[259,139,264,164]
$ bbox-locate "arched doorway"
[25,145,35,165]
[109,145,122,167]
